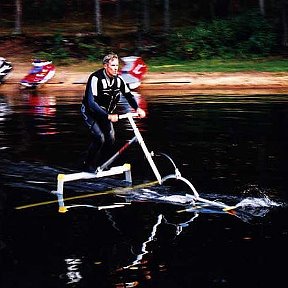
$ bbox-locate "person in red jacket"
[81,52,146,172]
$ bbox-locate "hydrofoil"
[52,113,238,213]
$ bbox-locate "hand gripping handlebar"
[118,112,140,120]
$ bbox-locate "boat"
[20,59,56,88]
[0,57,13,83]
[120,56,147,90]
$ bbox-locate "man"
[81,52,146,172]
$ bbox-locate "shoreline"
[1,67,288,95]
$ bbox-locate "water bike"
[20,59,56,88]
[0,57,13,83]
[52,113,237,213]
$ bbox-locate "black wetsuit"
[81,68,139,172]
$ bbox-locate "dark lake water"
[0,89,287,288]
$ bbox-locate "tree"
[259,0,265,16]
[164,0,170,34]
[281,0,288,46]
[142,0,150,33]
[14,0,22,35]
[95,0,102,35]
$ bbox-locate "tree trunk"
[142,0,150,33]
[116,0,121,20]
[209,0,216,19]
[229,0,240,15]
[95,0,102,35]
[259,0,265,16]
[164,0,170,34]
[281,0,288,47]
[14,0,22,35]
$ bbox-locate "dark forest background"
[1,0,288,62]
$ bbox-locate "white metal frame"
[52,113,235,213]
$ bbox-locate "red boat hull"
[20,60,56,88]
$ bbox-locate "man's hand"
[136,108,146,118]
[108,114,119,122]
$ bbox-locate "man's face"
[104,58,119,77]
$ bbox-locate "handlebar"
[118,112,140,120]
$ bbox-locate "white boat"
[120,56,147,89]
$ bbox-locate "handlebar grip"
[118,112,139,120]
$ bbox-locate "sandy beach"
[1,60,288,95]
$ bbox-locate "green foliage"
[34,33,70,64]
[32,33,110,65]
[76,41,106,62]
[166,10,277,60]
[147,57,288,72]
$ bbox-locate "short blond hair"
[102,52,118,64]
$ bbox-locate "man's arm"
[118,76,139,110]
[119,78,146,118]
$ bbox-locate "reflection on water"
[65,257,83,284]
[0,89,287,287]
[20,90,58,135]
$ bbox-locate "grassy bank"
[56,57,288,74]
[147,57,288,73]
